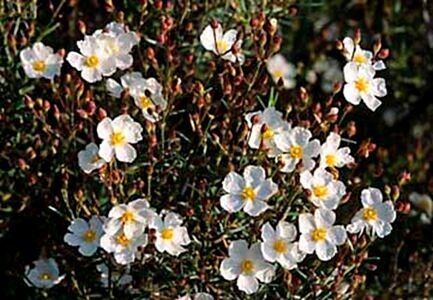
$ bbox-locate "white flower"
[150,212,191,256]
[100,231,148,265]
[78,143,106,174]
[200,23,244,63]
[300,168,346,210]
[66,35,116,83]
[260,221,305,269]
[298,208,347,261]
[177,293,214,300]
[104,199,154,239]
[220,165,278,217]
[409,192,433,223]
[266,54,296,89]
[343,62,387,111]
[97,114,143,163]
[319,132,354,168]
[24,258,65,289]
[96,263,132,287]
[347,187,396,238]
[220,240,275,295]
[245,107,291,157]
[20,42,63,79]
[342,37,386,71]
[93,22,139,70]
[64,216,104,256]
[274,126,321,173]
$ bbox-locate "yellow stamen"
[161,228,174,240]
[313,185,328,198]
[121,211,135,223]
[241,187,256,201]
[355,76,370,93]
[111,131,125,146]
[216,40,229,53]
[240,259,254,274]
[311,227,327,241]
[32,60,46,72]
[353,53,367,64]
[139,95,153,109]
[290,145,303,159]
[363,207,378,221]
[325,154,337,167]
[85,55,99,68]
[116,233,130,247]
[272,69,284,79]
[82,229,96,242]
[262,127,274,139]
[39,272,52,281]
[273,239,288,254]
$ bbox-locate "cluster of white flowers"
[341,36,387,111]
[20,42,63,80]
[219,105,397,294]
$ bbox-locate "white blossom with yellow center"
[78,142,106,174]
[266,54,296,89]
[319,132,354,169]
[96,114,143,163]
[299,209,347,261]
[343,62,387,111]
[100,230,148,265]
[347,187,396,238]
[274,126,321,173]
[342,37,386,71]
[20,42,63,79]
[150,212,191,257]
[245,107,291,158]
[220,165,278,217]
[300,168,346,210]
[260,221,305,269]
[24,258,65,289]
[220,240,275,294]
[64,216,104,257]
[200,23,244,64]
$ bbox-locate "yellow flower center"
[325,154,337,167]
[240,259,254,274]
[262,127,274,139]
[216,40,229,53]
[313,185,329,198]
[311,227,327,241]
[355,76,370,93]
[121,210,135,223]
[139,95,153,109]
[363,207,378,221]
[32,60,46,72]
[39,272,52,281]
[111,131,125,146]
[241,187,256,201]
[273,239,288,254]
[272,69,284,79]
[90,154,101,164]
[290,145,303,159]
[85,55,99,68]
[161,228,174,240]
[116,233,130,247]
[106,40,120,55]
[82,229,97,242]
[353,53,367,64]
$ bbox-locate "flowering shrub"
[1,1,433,299]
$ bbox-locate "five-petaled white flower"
[319,132,354,169]
[93,22,139,70]
[78,143,106,174]
[266,54,296,89]
[97,114,143,163]
[20,42,63,79]
[347,187,396,238]
[24,258,65,289]
[100,230,148,265]
[64,216,104,256]
[96,263,132,287]
[177,293,214,300]
[104,199,154,239]
[220,165,278,217]
[300,168,346,210]
[200,23,244,64]
[245,107,291,157]
[260,221,305,269]
[150,212,191,256]
[274,126,321,173]
[343,62,387,111]
[66,35,116,83]
[342,37,386,71]
[298,208,347,261]
[220,240,275,295]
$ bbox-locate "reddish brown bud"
[97,108,107,120]
[78,20,87,35]
[378,48,390,59]
[211,19,220,29]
